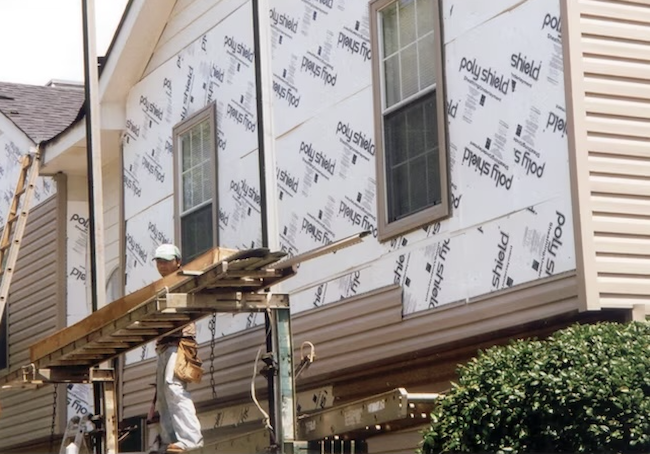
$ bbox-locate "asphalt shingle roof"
[0,81,85,143]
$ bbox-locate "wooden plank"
[29,247,236,362]
[28,247,294,369]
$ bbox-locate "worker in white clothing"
[152,244,204,453]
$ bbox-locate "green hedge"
[421,321,650,453]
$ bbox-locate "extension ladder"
[0,151,40,322]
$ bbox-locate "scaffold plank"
[0,248,294,385]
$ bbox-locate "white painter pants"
[156,345,204,450]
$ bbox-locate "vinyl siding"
[103,157,122,286]
[564,0,650,310]
[121,272,580,421]
[0,194,65,449]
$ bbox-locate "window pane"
[398,0,416,47]
[201,163,212,203]
[424,91,438,149]
[181,203,213,261]
[388,163,409,221]
[180,118,212,214]
[191,168,203,207]
[400,43,419,99]
[385,112,408,166]
[416,0,434,37]
[409,155,427,210]
[200,121,211,162]
[384,55,401,108]
[181,134,191,171]
[384,90,440,221]
[418,33,436,88]
[381,2,399,56]
[183,170,193,211]
[406,100,425,159]
[427,150,441,205]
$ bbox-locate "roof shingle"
[0,81,85,143]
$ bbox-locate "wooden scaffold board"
[0,247,295,386]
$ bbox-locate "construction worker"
[151,244,204,453]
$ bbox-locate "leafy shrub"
[421,321,650,453]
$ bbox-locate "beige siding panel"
[121,275,579,420]
[585,116,650,139]
[591,195,650,217]
[103,159,122,277]
[589,154,650,178]
[584,76,650,102]
[581,17,650,43]
[585,97,650,120]
[586,134,650,159]
[592,214,649,236]
[582,57,650,81]
[598,276,650,295]
[581,0,650,23]
[596,256,650,275]
[0,195,63,449]
[581,37,650,62]
[595,234,650,255]
[589,175,650,197]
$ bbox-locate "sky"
[0,0,129,86]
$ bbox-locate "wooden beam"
[29,247,236,361]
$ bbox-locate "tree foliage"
[421,321,650,453]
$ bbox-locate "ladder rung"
[6,214,18,225]
[14,188,27,198]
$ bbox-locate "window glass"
[384,90,439,221]
[181,204,213,262]
[174,104,216,261]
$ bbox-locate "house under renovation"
[0,0,648,452]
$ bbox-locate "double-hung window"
[370,0,448,241]
[173,103,218,261]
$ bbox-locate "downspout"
[252,0,282,448]
[82,0,107,438]
[252,0,279,251]
[81,0,106,312]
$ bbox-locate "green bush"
[421,321,650,453]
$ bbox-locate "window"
[173,103,218,261]
[370,0,449,241]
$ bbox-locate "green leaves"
[420,321,650,453]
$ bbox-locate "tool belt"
[174,338,204,384]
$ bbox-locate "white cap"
[153,244,181,261]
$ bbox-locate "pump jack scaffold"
[3,229,437,454]
[0,156,439,453]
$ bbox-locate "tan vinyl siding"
[121,272,579,420]
[566,0,650,310]
[0,194,64,449]
[104,158,122,277]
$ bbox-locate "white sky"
[0,0,129,85]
